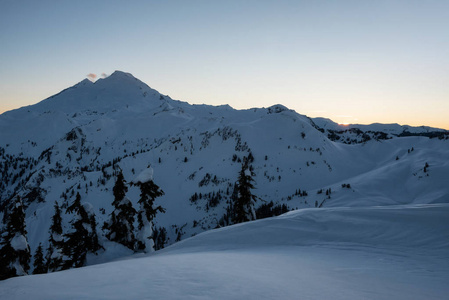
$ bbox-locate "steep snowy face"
[25,70,164,115]
[0,71,169,155]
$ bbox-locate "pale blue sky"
[1,0,448,128]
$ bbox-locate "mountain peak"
[75,78,94,87]
[95,70,150,90]
[7,71,162,116]
[108,70,137,80]
[267,104,289,114]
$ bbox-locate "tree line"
[1,158,263,280]
[0,169,165,280]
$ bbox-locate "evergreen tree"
[87,213,101,253]
[232,161,257,224]
[153,226,168,250]
[46,201,64,272]
[105,171,137,250]
[32,243,47,274]
[0,195,31,280]
[133,168,165,252]
[219,183,238,227]
[62,193,101,269]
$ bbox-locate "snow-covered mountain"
[1,71,448,288]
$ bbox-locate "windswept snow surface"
[1,204,448,300]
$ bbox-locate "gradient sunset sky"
[1,0,448,129]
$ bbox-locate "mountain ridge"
[2,70,447,134]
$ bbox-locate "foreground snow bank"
[1,204,448,300]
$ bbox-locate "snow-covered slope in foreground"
[2,203,448,300]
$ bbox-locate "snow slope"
[1,203,448,300]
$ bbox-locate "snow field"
[1,203,448,300]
